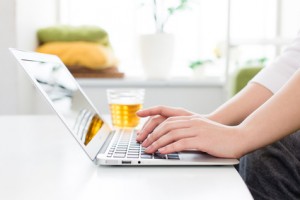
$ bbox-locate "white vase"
[139,33,175,79]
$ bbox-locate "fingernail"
[136,110,142,115]
[145,146,153,153]
[141,140,147,147]
[158,147,166,153]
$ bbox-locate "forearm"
[207,82,273,125]
[237,70,300,156]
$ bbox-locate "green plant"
[155,0,190,32]
[243,57,268,67]
[189,59,213,70]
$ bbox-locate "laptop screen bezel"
[10,48,113,161]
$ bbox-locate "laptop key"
[129,148,139,151]
[154,153,166,159]
[129,146,140,149]
[117,145,128,148]
[141,155,152,159]
[116,148,127,152]
[167,155,179,160]
[128,149,139,153]
[127,153,139,157]
[127,154,139,158]
[128,152,139,155]
[114,152,126,155]
[167,153,179,156]
[113,153,126,158]
[107,153,113,157]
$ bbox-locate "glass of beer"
[107,88,145,128]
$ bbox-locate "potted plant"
[139,0,191,79]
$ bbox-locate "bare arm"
[207,82,273,125]
[237,69,300,155]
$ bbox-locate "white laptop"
[10,48,239,166]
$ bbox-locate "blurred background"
[1,0,300,115]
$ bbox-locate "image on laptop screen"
[20,59,103,146]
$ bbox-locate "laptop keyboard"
[106,129,179,160]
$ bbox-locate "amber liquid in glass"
[109,103,142,128]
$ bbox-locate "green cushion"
[232,66,263,95]
[37,25,110,46]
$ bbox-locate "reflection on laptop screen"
[20,59,103,146]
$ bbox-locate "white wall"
[0,0,18,114]
[16,0,59,114]
[0,0,58,114]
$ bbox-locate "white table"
[0,115,253,200]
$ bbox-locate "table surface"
[0,115,253,200]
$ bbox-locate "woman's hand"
[136,106,196,142]
[140,115,244,159]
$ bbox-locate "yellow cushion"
[36,41,118,70]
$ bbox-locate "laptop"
[10,48,239,166]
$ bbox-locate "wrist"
[205,112,227,125]
[203,113,216,121]
[202,124,248,159]
[231,125,249,158]
[234,123,261,157]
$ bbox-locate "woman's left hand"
[142,115,244,159]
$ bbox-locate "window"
[59,0,300,79]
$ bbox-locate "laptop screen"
[11,49,112,160]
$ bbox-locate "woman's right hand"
[136,106,196,143]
